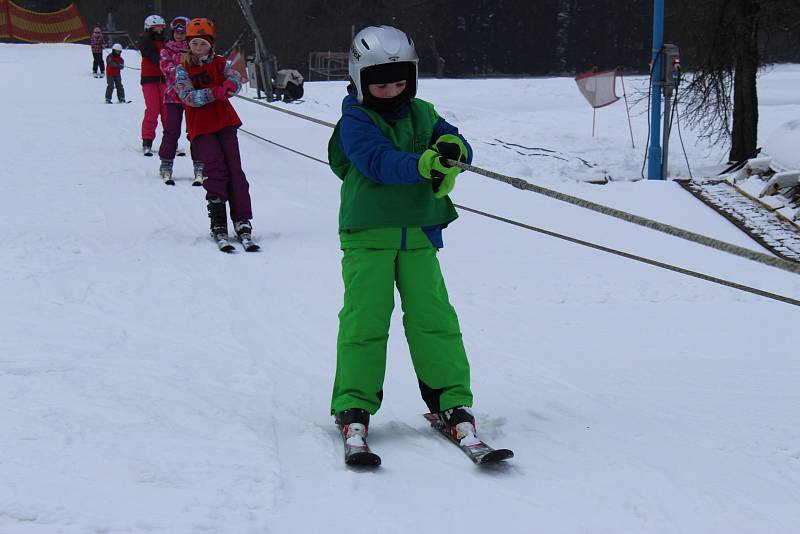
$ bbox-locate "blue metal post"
[647,0,665,180]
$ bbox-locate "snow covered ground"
[1,43,799,534]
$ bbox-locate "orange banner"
[0,0,89,43]
[0,1,8,38]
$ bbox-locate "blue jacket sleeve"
[339,107,425,185]
[431,117,473,164]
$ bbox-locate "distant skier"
[138,14,167,156]
[90,27,105,78]
[104,44,126,104]
[173,18,258,251]
[328,25,478,462]
[158,16,202,186]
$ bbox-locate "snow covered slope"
[1,43,799,534]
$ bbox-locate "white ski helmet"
[112,43,123,52]
[144,14,166,30]
[349,26,418,103]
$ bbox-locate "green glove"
[418,149,461,199]
[433,134,469,165]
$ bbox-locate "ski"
[212,233,235,253]
[237,234,261,252]
[423,413,513,465]
[337,424,381,467]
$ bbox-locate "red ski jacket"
[138,33,165,84]
[106,52,124,77]
[175,55,242,140]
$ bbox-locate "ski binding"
[423,413,513,465]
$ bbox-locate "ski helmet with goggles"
[186,18,216,41]
[144,15,166,30]
[171,16,190,32]
[349,26,418,104]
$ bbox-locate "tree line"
[14,0,794,78]
[12,0,800,160]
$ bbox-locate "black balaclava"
[361,61,416,114]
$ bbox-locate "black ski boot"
[335,408,380,466]
[142,139,153,157]
[207,197,234,252]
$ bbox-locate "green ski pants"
[331,247,473,415]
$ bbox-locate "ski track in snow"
[1,44,800,534]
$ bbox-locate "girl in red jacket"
[138,14,167,156]
[173,18,257,249]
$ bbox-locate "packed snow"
[1,43,799,534]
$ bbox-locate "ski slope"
[2,43,800,534]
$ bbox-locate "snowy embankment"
[1,43,799,534]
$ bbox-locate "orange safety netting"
[0,0,89,43]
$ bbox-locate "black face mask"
[359,62,417,114]
[362,83,413,114]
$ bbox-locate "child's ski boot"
[159,159,174,186]
[234,219,260,252]
[208,198,234,252]
[335,408,380,467]
[439,407,478,443]
[192,161,204,186]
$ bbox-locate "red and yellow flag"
[0,0,89,43]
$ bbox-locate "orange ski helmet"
[186,18,216,42]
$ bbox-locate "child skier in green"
[329,25,478,458]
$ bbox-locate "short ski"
[212,233,235,253]
[337,424,381,467]
[423,413,513,465]
[237,235,261,252]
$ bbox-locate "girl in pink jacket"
[157,16,202,185]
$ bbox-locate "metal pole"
[662,78,673,179]
[647,0,665,180]
[236,0,274,101]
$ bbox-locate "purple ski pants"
[158,103,189,161]
[191,126,253,221]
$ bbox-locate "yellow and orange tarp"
[0,0,89,43]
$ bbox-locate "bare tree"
[676,0,800,162]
